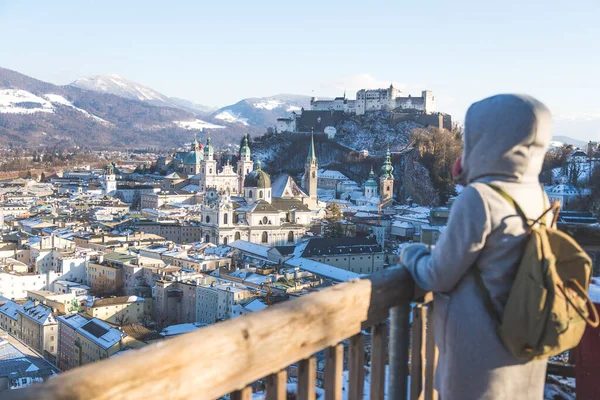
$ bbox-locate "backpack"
[473,184,599,360]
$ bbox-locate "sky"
[1,0,599,135]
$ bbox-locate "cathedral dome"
[244,160,271,188]
[183,150,201,164]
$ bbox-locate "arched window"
[312,171,316,178]
[288,231,294,243]
[249,190,253,198]
[234,213,239,223]
[235,232,241,241]
[261,232,268,243]
[386,186,390,192]
[206,216,210,223]
[223,237,228,245]
[262,217,268,225]
[205,234,210,243]
[223,213,228,224]
[209,168,213,174]
[259,190,263,198]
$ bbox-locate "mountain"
[551,135,589,149]
[69,74,215,116]
[212,94,311,127]
[0,67,244,149]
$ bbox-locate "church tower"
[303,132,318,201]
[379,147,394,206]
[364,167,378,199]
[237,133,254,193]
[104,162,117,196]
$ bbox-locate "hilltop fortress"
[276,85,451,134]
[310,85,435,115]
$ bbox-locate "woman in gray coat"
[401,94,552,400]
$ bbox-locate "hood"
[462,94,552,184]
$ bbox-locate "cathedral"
[195,134,321,246]
[172,135,253,195]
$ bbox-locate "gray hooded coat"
[401,94,552,400]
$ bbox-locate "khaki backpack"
[474,184,599,360]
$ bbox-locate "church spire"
[307,130,317,165]
[380,146,394,178]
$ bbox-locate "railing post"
[388,302,411,400]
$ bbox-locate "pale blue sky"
[1,0,599,124]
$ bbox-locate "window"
[206,216,210,223]
[223,237,228,245]
[262,217,268,225]
[248,190,253,198]
[261,232,268,243]
[223,213,228,224]
[235,232,241,241]
[259,190,263,198]
[205,234,210,243]
[287,231,294,243]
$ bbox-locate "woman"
[401,94,552,400]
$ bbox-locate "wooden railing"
[6,267,439,400]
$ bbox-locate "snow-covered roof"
[285,257,361,282]
[545,184,590,196]
[57,313,89,330]
[17,301,56,325]
[0,301,20,321]
[229,240,270,259]
[393,221,415,229]
[160,322,207,338]
[180,184,201,192]
[244,298,267,313]
[77,319,124,349]
[319,170,349,180]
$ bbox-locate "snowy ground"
[551,163,595,184]
[0,89,54,114]
[214,110,249,126]
[174,119,225,130]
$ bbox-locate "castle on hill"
[310,85,435,115]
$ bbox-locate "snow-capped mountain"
[0,67,247,148]
[212,94,311,127]
[69,74,215,115]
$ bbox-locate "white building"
[545,184,590,210]
[195,282,250,324]
[0,269,62,300]
[311,85,436,115]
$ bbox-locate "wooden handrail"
[6,267,415,400]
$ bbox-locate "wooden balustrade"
[5,267,443,400]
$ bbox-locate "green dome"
[244,159,271,188]
[183,150,201,164]
[365,166,377,186]
[244,169,271,189]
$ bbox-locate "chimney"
[97,254,104,264]
[33,299,40,307]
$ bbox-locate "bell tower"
[104,162,117,196]
[379,147,394,207]
[237,133,254,193]
[303,132,318,201]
